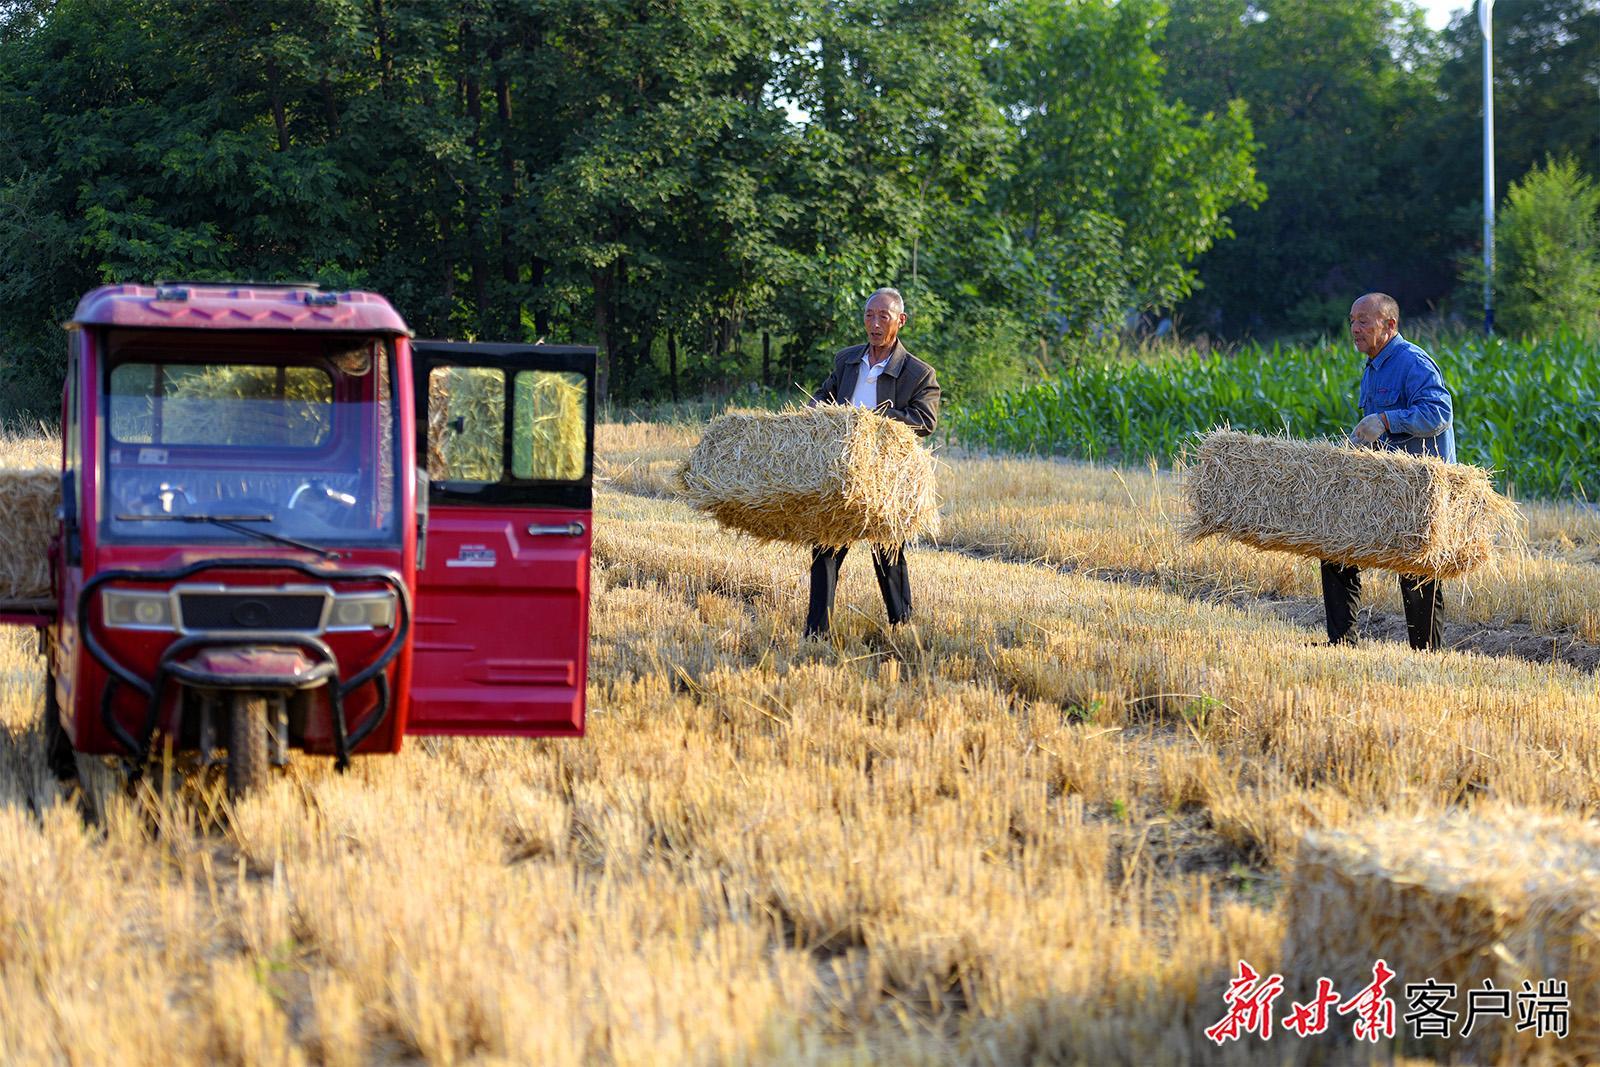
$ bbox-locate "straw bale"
[1286,808,1600,1063]
[1182,430,1519,579]
[0,435,60,602]
[676,406,939,548]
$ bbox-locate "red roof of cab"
[70,284,411,335]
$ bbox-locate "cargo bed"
[0,599,55,627]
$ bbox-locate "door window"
[414,341,595,509]
[427,366,505,483]
[512,370,587,481]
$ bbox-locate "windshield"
[101,334,400,547]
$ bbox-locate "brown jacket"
[813,341,940,437]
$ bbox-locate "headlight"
[327,591,396,631]
[102,590,176,630]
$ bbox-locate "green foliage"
[1489,157,1600,338]
[754,0,1015,386]
[1160,0,1442,333]
[990,0,1263,338]
[0,0,1592,420]
[1432,0,1600,229]
[916,302,1036,405]
[948,332,1600,500]
[1161,0,1600,335]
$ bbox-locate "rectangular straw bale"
[1182,429,1518,579]
[0,435,60,602]
[676,406,938,548]
[1285,808,1600,1063]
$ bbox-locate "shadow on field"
[943,542,1600,675]
[0,636,231,833]
[596,467,1600,677]
[0,697,71,819]
[1249,594,1600,671]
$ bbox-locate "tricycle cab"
[36,283,594,793]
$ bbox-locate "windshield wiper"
[113,513,339,560]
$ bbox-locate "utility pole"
[1481,0,1495,334]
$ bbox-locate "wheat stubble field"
[2,423,1600,1065]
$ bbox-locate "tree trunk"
[493,46,520,337]
[761,330,770,388]
[668,330,679,402]
[463,22,489,331]
[614,257,632,399]
[531,258,549,339]
[438,197,456,313]
[320,76,341,136]
[634,327,656,402]
[266,57,290,152]
[790,323,816,391]
[372,0,393,100]
[591,267,611,406]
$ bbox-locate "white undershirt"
[850,352,889,409]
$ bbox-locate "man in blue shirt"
[1322,292,1455,651]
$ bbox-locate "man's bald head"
[866,287,905,317]
[1349,292,1400,358]
[863,287,908,355]
[1355,292,1399,323]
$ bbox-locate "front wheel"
[42,675,77,782]
[227,692,270,799]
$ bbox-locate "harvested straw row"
[1286,808,1600,1063]
[0,435,60,601]
[676,406,939,548]
[1182,429,1518,579]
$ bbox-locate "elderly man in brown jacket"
[803,287,941,638]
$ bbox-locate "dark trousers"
[1320,561,1444,651]
[805,543,911,636]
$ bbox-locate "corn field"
[947,332,1600,500]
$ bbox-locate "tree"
[1486,157,1600,337]
[1161,0,1600,337]
[988,0,1262,347]
[1432,0,1600,211]
[1425,0,1600,322]
[1159,0,1439,335]
[757,0,1014,390]
[25,0,1559,411]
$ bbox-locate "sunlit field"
[2,423,1598,1064]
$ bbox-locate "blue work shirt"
[1358,334,1456,462]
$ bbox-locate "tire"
[227,692,270,800]
[42,674,78,782]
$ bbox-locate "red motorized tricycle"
[1,282,594,796]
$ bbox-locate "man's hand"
[1352,413,1387,444]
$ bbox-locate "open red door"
[407,341,594,735]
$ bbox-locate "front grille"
[178,592,326,632]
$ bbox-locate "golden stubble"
[0,424,1593,1064]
